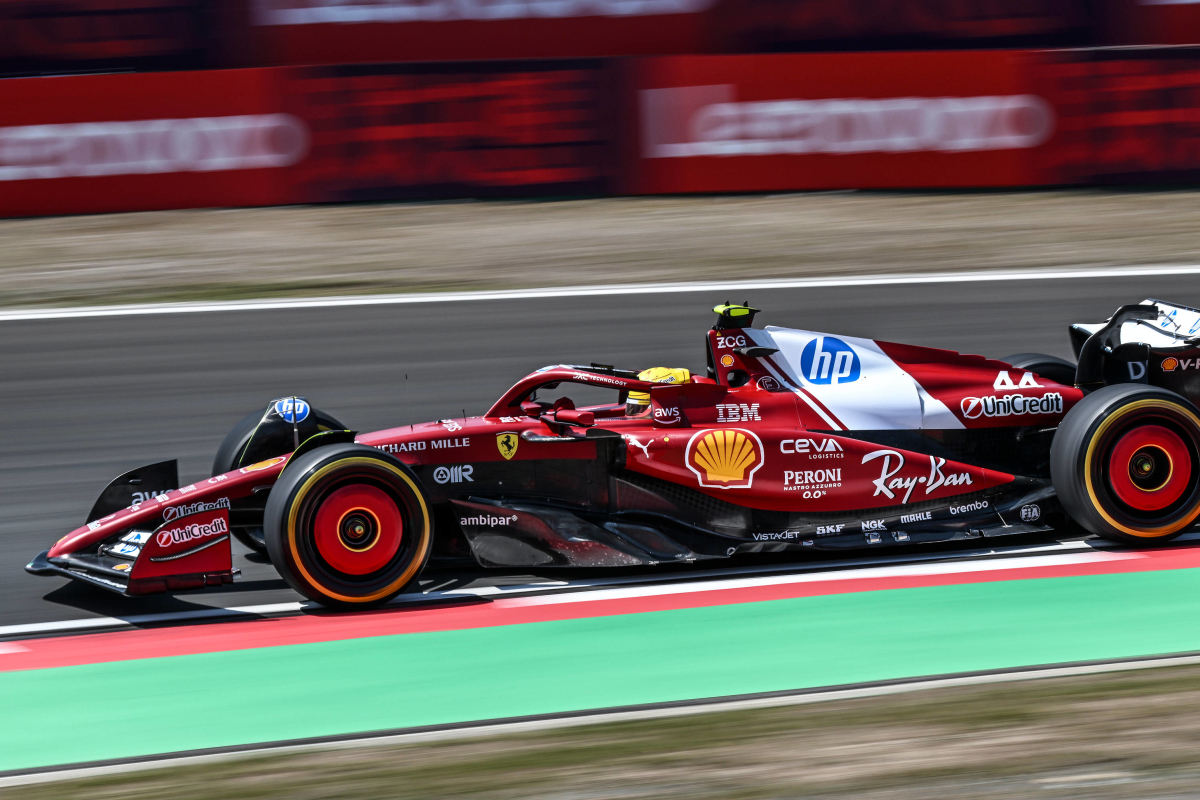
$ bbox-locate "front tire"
[1051,384,1200,544]
[264,443,433,609]
[213,407,346,554]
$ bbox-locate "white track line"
[3,264,1200,323]
[0,540,1106,640]
[5,651,1200,787]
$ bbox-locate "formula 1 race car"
[27,300,1200,609]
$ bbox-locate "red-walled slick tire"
[1051,384,1200,544]
[264,443,432,609]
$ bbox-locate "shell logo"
[1163,357,1180,372]
[685,428,764,489]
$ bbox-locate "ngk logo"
[0,115,309,182]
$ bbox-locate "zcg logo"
[799,337,861,385]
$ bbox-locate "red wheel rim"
[312,484,404,575]
[1107,424,1192,512]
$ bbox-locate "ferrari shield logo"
[497,432,519,461]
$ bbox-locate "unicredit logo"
[255,0,714,25]
[156,517,228,549]
[960,392,1063,420]
[0,114,308,182]
[643,87,1054,159]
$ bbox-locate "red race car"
[27,300,1200,609]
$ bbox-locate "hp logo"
[274,397,310,423]
[799,337,861,385]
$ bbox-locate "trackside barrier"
[3,49,1200,216]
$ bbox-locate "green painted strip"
[4,569,1200,773]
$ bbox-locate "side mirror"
[521,401,544,418]
[553,409,595,427]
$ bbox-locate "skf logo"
[496,432,519,461]
[686,428,764,489]
[993,371,1042,390]
[716,403,760,422]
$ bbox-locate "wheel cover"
[1106,424,1190,511]
[312,484,404,575]
[1084,398,1200,537]
[286,457,431,604]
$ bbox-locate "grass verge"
[10,663,1200,799]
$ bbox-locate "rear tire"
[264,443,433,609]
[1051,384,1200,544]
[1000,353,1077,387]
[213,407,346,554]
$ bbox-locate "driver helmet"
[626,367,691,417]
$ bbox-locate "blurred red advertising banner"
[717,0,1090,51]
[1030,48,1200,184]
[617,52,1054,194]
[246,0,720,64]
[0,69,300,216]
[280,62,612,201]
[0,0,212,76]
[1097,0,1200,45]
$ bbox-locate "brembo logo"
[960,393,1063,419]
[255,0,714,25]
[0,115,308,182]
[156,517,228,549]
[643,86,1054,159]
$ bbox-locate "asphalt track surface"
[3,271,1198,627]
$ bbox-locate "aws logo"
[799,336,861,385]
[685,428,764,489]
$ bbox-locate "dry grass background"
[10,664,1200,800]
[4,190,1200,308]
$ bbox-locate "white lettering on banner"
[642,87,1054,159]
[716,403,760,422]
[254,0,715,25]
[862,449,973,504]
[0,115,309,182]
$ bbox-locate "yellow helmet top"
[627,367,691,404]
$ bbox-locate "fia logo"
[1020,504,1041,522]
[274,397,310,423]
[799,337,861,385]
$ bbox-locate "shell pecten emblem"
[685,428,764,489]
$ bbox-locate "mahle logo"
[799,336,861,385]
[685,428,763,489]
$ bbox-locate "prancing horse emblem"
[497,432,519,461]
